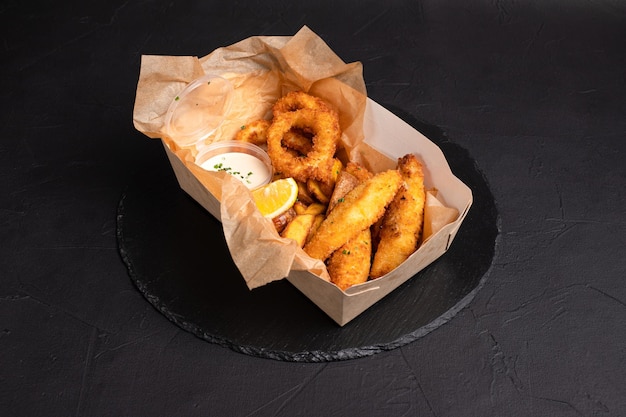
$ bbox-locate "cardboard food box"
[134,27,472,326]
[162,98,472,326]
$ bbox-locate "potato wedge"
[281,214,317,248]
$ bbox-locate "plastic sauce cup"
[164,74,234,147]
[195,141,273,190]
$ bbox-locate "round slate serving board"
[117,106,499,362]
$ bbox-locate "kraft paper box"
[133,27,472,326]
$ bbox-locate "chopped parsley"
[213,161,255,184]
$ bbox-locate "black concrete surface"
[2,1,625,416]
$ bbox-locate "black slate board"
[117,106,499,362]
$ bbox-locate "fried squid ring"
[282,129,313,155]
[267,108,340,183]
[272,91,334,117]
[234,119,270,146]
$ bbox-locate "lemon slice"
[251,177,298,218]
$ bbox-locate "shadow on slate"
[116,104,500,362]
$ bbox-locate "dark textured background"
[2,1,625,416]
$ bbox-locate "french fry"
[293,201,309,215]
[306,159,343,204]
[307,179,331,204]
[281,214,317,248]
[303,202,326,215]
[296,180,315,205]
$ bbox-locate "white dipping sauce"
[200,152,271,189]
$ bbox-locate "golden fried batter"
[303,169,402,261]
[344,161,373,183]
[370,154,426,279]
[327,228,372,291]
[282,129,313,155]
[272,90,334,117]
[267,108,340,183]
[234,119,270,146]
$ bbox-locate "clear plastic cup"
[164,74,234,147]
[195,141,273,190]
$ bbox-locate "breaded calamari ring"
[303,169,403,261]
[234,119,271,146]
[272,91,334,117]
[266,108,340,183]
[370,154,426,279]
[281,129,313,155]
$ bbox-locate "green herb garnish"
[213,161,255,184]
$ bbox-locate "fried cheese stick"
[370,154,426,279]
[325,169,371,290]
[303,169,402,261]
[327,228,372,290]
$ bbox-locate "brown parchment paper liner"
[133,26,458,290]
[423,190,460,242]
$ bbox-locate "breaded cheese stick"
[370,154,426,279]
[303,169,402,261]
[327,228,372,291]
[325,170,371,290]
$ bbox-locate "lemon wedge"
[251,177,298,218]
